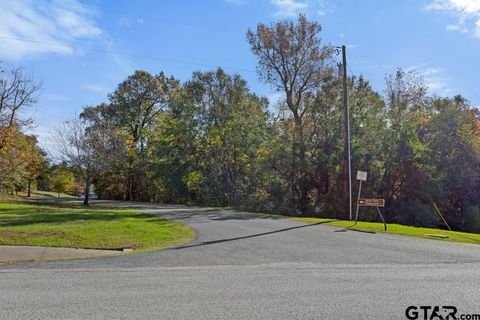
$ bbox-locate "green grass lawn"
[289,217,480,245]
[0,200,195,252]
[29,191,78,198]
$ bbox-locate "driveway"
[1,201,479,319]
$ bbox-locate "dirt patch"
[0,245,122,264]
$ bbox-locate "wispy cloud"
[476,19,480,36]
[84,84,109,94]
[408,66,451,95]
[270,0,330,18]
[118,16,132,27]
[118,16,145,28]
[225,0,248,5]
[0,0,102,59]
[425,0,480,38]
[271,0,307,17]
[101,38,137,75]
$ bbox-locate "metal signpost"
[354,170,387,231]
[354,170,367,223]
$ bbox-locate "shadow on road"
[173,221,335,249]
[89,200,290,223]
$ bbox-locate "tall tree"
[80,103,129,200]
[109,70,179,201]
[49,167,74,197]
[380,70,429,203]
[425,96,480,229]
[22,136,46,197]
[53,116,103,206]
[184,68,269,206]
[0,65,41,150]
[247,14,334,213]
[0,126,45,195]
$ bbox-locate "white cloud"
[475,19,480,36]
[0,0,102,59]
[426,0,480,14]
[410,66,451,94]
[271,0,307,17]
[270,0,330,18]
[445,23,468,32]
[425,0,480,38]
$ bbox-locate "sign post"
[354,171,387,231]
[354,171,367,223]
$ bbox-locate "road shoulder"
[0,245,122,265]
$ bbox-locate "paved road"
[1,201,479,319]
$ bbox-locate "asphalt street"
[1,201,479,319]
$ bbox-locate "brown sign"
[358,198,385,207]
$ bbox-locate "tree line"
[1,15,479,232]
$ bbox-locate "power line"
[52,0,246,35]
[0,35,256,73]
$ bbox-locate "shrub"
[462,205,480,233]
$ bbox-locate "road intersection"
[1,202,479,319]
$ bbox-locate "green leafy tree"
[49,168,74,197]
[425,96,480,228]
[108,70,179,201]
[80,103,129,200]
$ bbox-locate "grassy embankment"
[290,217,480,245]
[0,200,194,252]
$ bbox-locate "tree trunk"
[83,182,90,206]
[295,117,309,214]
[27,180,31,197]
[125,172,133,201]
[125,156,134,201]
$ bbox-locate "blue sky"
[0,0,479,149]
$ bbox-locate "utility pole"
[339,45,352,221]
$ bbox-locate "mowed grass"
[29,191,78,198]
[289,217,480,245]
[0,200,195,252]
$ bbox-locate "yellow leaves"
[256,145,271,159]
[0,125,17,149]
[416,113,430,126]
[183,171,203,191]
[0,125,46,183]
[459,122,480,150]
[468,109,480,149]
[210,132,223,147]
